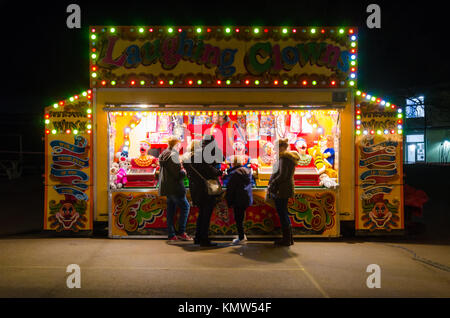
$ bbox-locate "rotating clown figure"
[294,139,315,168]
[226,137,251,169]
[258,141,276,167]
[130,140,158,169]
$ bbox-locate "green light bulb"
[196,28,202,33]
[51,130,57,135]
[168,27,173,33]
[283,80,288,85]
[91,73,97,78]
[226,80,231,85]
[225,27,231,33]
[111,81,116,86]
[139,28,144,33]
[110,28,116,33]
[91,34,96,40]
[254,28,260,34]
[197,80,202,85]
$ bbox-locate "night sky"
[0,1,447,115]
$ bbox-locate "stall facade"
[43,26,404,238]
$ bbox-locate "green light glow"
[168,27,173,33]
[254,28,260,34]
[197,80,202,85]
[51,130,57,135]
[312,81,317,86]
[110,28,116,33]
[255,80,260,85]
[311,28,316,34]
[45,119,50,124]
[91,53,97,59]
[283,80,288,85]
[91,73,97,78]
[53,104,58,109]
[339,28,344,34]
[111,81,116,85]
[225,27,231,33]
[139,28,144,33]
[91,34,96,40]
[226,80,231,85]
[196,27,202,33]
[169,80,174,85]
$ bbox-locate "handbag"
[189,164,224,196]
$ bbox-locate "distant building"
[404,94,450,164]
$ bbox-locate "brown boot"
[274,226,292,246]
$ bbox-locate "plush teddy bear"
[110,162,120,190]
[319,173,338,189]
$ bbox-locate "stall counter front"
[110,188,339,238]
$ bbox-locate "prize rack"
[43,26,404,238]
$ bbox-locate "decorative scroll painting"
[355,95,404,233]
[44,92,94,232]
[110,189,338,237]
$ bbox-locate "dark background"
[0,0,448,237]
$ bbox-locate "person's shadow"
[170,240,297,264]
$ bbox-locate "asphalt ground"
[0,237,449,298]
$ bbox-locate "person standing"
[224,155,253,245]
[267,138,300,246]
[158,137,193,242]
[183,136,223,247]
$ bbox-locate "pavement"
[0,237,449,298]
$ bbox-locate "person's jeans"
[166,194,190,238]
[274,198,291,228]
[196,201,216,242]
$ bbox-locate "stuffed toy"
[319,173,338,188]
[110,162,120,189]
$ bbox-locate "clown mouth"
[56,212,80,230]
[140,147,146,154]
[369,212,392,227]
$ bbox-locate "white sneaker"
[232,235,248,245]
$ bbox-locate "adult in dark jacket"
[158,137,192,242]
[224,156,253,245]
[267,138,300,246]
[183,135,223,247]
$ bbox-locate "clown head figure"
[295,139,308,155]
[233,137,246,156]
[139,140,151,156]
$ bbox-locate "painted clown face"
[369,202,393,228]
[55,202,80,230]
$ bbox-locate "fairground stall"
[43,26,404,238]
